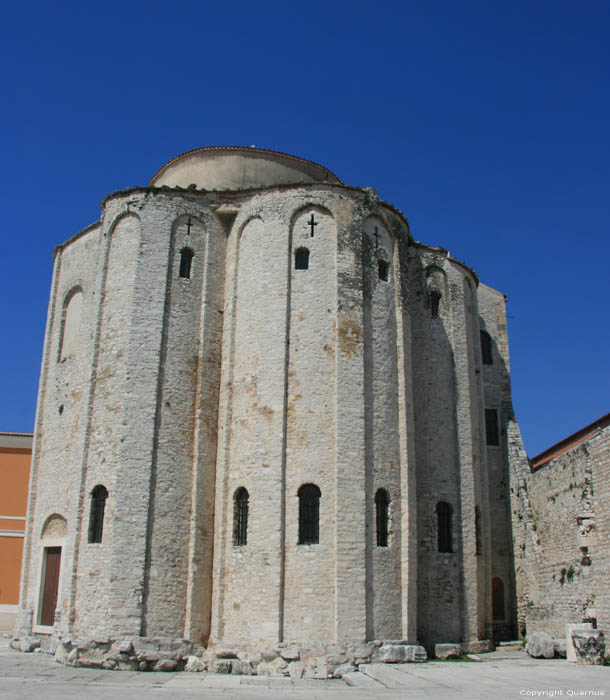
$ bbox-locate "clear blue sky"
[1,1,608,456]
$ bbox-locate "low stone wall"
[11,635,428,678]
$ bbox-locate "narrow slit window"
[179,248,194,279]
[233,487,249,546]
[437,501,452,553]
[295,248,309,270]
[378,260,389,281]
[485,408,499,446]
[298,484,320,544]
[88,485,108,544]
[430,291,441,318]
[492,577,505,620]
[375,489,389,547]
[480,331,493,365]
[475,506,481,555]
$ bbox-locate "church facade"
[15,147,521,669]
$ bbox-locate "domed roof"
[149,146,343,191]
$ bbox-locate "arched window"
[88,485,108,544]
[430,291,441,318]
[375,489,389,547]
[378,259,389,281]
[480,331,493,365]
[437,501,452,553]
[295,247,309,270]
[492,577,505,620]
[59,287,83,361]
[233,487,249,546]
[298,484,320,544]
[179,248,194,279]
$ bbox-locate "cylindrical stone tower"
[15,147,519,672]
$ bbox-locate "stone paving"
[0,637,607,700]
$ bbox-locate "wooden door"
[40,547,61,626]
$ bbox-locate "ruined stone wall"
[513,425,610,638]
[589,427,610,631]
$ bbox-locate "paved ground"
[1,637,607,700]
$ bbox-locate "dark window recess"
[295,248,309,270]
[437,501,452,553]
[233,487,249,546]
[475,506,482,555]
[375,489,389,547]
[179,248,194,279]
[480,330,493,365]
[485,408,500,446]
[88,485,108,543]
[492,577,505,621]
[430,291,441,318]
[378,260,389,281]
[298,484,321,544]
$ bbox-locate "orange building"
[0,432,32,631]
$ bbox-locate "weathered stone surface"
[435,643,462,659]
[404,645,427,662]
[185,655,205,672]
[278,645,300,661]
[571,630,606,665]
[379,644,405,663]
[463,640,494,654]
[75,636,95,650]
[351,643,375,661]
[326,653,348,666]
[132,638,159,655]
[118,639,133,654]
[288,661,304,679]
[54,642,70,663]
[553,639,567,658]
[211,659,232,674]
[66,648,79,665]
[302,654,327,679]
[332,661,357,677]
[526,631,555,659]
[260,648,278,662]
[20,636,41,653]
[154,658,178,671]
[78,648,107,668]
[231,660,252,675]
[215,647,239,659]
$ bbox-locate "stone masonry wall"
[513,425,610,638]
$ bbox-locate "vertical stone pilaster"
[334,207,366,642]
[394,235,418,643]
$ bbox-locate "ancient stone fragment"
[526,631,555,659]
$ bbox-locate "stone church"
[15,146,523,671]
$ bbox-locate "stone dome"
[148,146,343,190]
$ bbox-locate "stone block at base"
[435,643,462,659]
[379,644,427,663]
